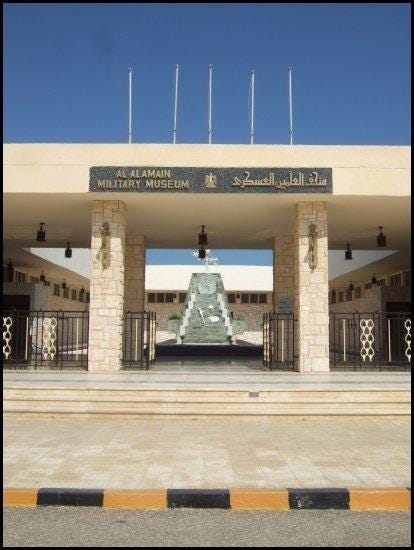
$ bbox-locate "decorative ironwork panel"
[42,317,57,359]
[405,319,411,362]
[360,318,375,362]
[3,316,13,359]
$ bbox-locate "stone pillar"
[124,236,146,364]
[124,236,146,311]
[273,236,294,311]
[88,200,126,372]
[294,202,329,372]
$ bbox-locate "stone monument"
[176,251,235,344]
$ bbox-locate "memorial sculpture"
[98,222,110,269]
[308,223,318,272]
[176,251,235,344]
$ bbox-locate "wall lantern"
[344,243,352,260]
[79,286,85,300]
[377,226,386,247]
[65,242,72,258]
[371,274,377,285]
[198,225,208,246]
[62,279,67,290]
[349,282,354,292]
[36,223,46,242]
[39,270,46,283]
[6,258,14,283]
[236,292,241,300]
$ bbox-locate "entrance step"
[3,373,411,417]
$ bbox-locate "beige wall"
[4,144,410,196]
[330,285,411,314]
[3,282,88,311]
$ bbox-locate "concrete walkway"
[4,416,410,490]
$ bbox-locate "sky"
[5,4,410,267]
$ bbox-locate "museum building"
[3,143,411,373]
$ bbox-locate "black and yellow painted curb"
[3,487,411,511]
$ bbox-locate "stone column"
[124,236,146,364]
[88,200,126,372]
[273,236,294,311]
[294,202,329,372]
[124,236,146,311]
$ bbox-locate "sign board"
[89,167,332,194]
[277,297,294,314]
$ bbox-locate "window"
[15,270,26,283]
[71,289,77,301]
[156,293,164,303]
[179,293,186,304]
[346,289,352,301]
[377,278,385,287]
[86,292,90,303]
[44,280,50,287]
[165,293,174,303]
[259,293,267,304]
[389,274,402,287]
[365,282,372,290]
[338,291,344,303]
[331,292,336,304]
[250,293,258,303]
[227,293,236,304]
[241,293,249,304]
[63,287,69,299]
[404,270,411,286]
[30,275,40,284]
[147,293,155,303]
[354,286,362,299]
[53,283,60,297]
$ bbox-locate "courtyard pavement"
[3,416,410,490]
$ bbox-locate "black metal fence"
[3,310,89,370]
[122,311,157,369]
[263,312,295,370]
[329,312,411,371]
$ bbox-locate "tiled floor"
[3,417,410,489]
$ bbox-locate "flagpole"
[208,64,212,144]
[250,69,255,145]
[128,67,132,144]
[173,64,179,144]
[289,66,293,146]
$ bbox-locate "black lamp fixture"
[65,242,72,258]
[377,226,386,247]
[344,243,353,260]
[198,246,206,259]
[236,292,241,300]
[62,279,67,290]
[6,258,14,283]
[349,282,354,292]
[39,270,46,283]
[36,223,46,242]
[371,273,377,285]
[79,286,85,300]
[198,225,208,246]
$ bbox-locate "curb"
[4,488,411,511]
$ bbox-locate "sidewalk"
[4,416,410,489]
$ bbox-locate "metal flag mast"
[173,64,179,144]
[289,66,293,146]
[249,69,255,144]
[128,68,132,143]
[208,64,213,144]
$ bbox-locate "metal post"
[289,67,293,146]
[75,317,79,360]
[388,318,392,363]
[135,318,138,362]
[25,315,29,360]
[173,64,179,144]
[128,68,132,144]
[342,318,346,362]
[208,64,212,144]
[250,69,255,144]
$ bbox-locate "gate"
[122,311,157,369]
[3,310,89,370]
[263,312,295,370]
[329,312,411,370]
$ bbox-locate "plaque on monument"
[278,297,293,314]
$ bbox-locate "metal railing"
[122,311,157,369]
[329,312,411,371]
[3,310,89,370]
[263,312,295,370]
